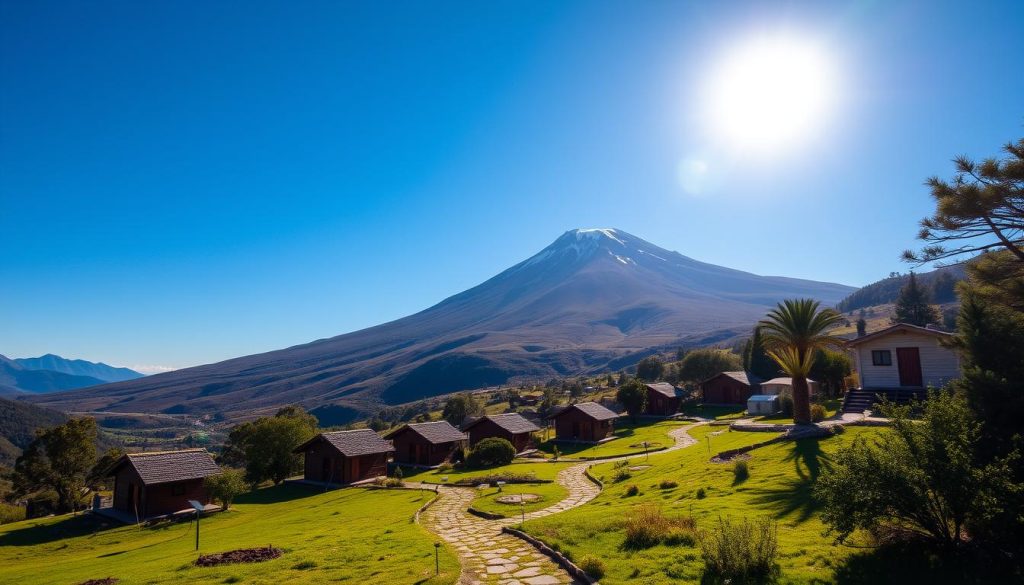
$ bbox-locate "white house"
[846,323,960,389]
[760,377,821,396]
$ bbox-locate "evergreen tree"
[615,379,648,422]
[635,356,664,381]
[892,272,940,326]
[742,326,781,380]
[855,318,867,337]
[931,271,958,303]
[442,393,483,426]
[12,418,97,513]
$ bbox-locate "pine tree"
[856,318,867,337]
[742,326,780,380]
[892,272,940,326]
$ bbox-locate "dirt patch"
[495,493,542,505]
[711,453,751,464]
[77,579,119,585]
[627,465,651,471]
[195,546,282,567]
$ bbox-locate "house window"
[171,484,185,496]
[871,350,892,366]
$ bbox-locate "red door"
[896,348,923,387]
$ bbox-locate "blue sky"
[2,1,1022,371]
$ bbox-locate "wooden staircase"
[841,388,928,414]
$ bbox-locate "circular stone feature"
[494,493,542,505]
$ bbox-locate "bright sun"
[705,36,836,153]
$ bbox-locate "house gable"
[849,327,960,389]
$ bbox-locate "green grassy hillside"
[0,485,457,585]
[522,425,877,584]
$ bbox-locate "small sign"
[188,500,205,512]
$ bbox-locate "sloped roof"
[462,413,540,435]
[644,382,682,398]
[548,401,619,421]
[761,377,818,386]
[845,323,953,346]
[385,420,467,444]
[701,371,762,387]
[112,449,221,486]
[294,429,394,457]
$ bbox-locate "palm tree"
[759,299,846,424]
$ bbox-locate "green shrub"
[699,516,778,581]
[467,438,516,468]
[612,469,632,483]
[394,466,404,481]
[659,479,678,489]
[696,487,707,499]
[623,504,697,549]
[733,460,749,482]
[625,484,640,497]
[0,503,25,525]
[810,404,827,422]
[579,556,606,579]
[205,468,248,510]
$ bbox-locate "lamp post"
[434,542,441,575]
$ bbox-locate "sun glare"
[705,35,836,153]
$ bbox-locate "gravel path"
[416,423,701,584]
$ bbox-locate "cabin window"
[871,350,893,366]
[171,484,186,496]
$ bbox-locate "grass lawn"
[402,460,573,516]
[679,404,748,420]
[523,424,881,584]
[0,485,458,585]
[538,420,689,459]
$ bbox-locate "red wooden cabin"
[548,402,618,442]
[385,421,467,467]
[293,429,394,484]
[644,382,684,415]
[108,449,221,519]
[700,371,761,404]
[461,413,540,453]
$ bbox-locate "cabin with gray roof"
[107,448,221,519]
[461,413,540,453]
[548,402,618,442]
[293,429,394,484]
[643,382,685,415]
[385,421,467,467]
[700,371,761,405]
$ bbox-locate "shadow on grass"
[833,542,1020,585]
[0,514,115,547]
[747,439,833,523]
[234,484,312,506]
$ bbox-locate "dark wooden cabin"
[644,382,684,415]
[385,421,467,467]
[293,429,394,484]
[548,402,618,442]
[461,413,540,453]
[108,449,221,519]
[700,371,761,405]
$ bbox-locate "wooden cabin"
[700,371,761,405]
[293,429,394,484]
[461,413,540,453]
[846,323,959,390]
[548,402,618,442]
[643,382,684,415]
[385,421,467,467]
[107,449,220,519]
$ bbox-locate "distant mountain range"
[33,228,855,423]
[0,354,144,396]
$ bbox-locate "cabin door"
[350,457,359,481]
[896,348,923,387]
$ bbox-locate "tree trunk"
[792,376,812,424]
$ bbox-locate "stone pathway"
[416,423,701,584]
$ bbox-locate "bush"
[205,469,248,510]
[733,460,749,482]
[612,469,632,483]
[695,487,707,499]
[0,503,25,525]
[625,484,640,496]
[623,504,697,549]
[578,556,606,580]
[779,394,794,417]
[659,479,679,489]
[810,403,827,422]
[699,516,778,580]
